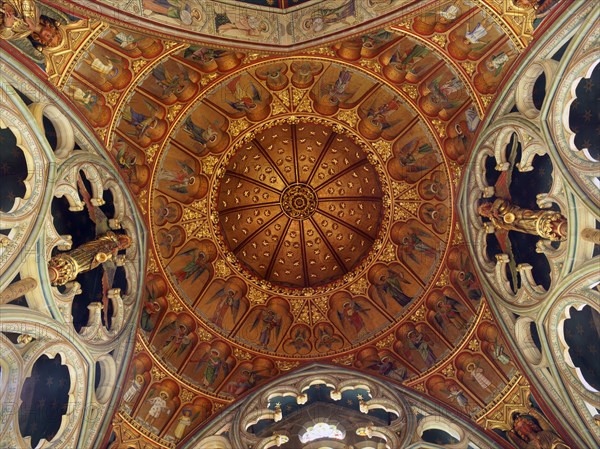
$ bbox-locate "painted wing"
[158,319,177,334]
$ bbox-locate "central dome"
[216,119,384,289]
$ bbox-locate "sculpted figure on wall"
[478,199,567,241]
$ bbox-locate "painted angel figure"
[395,138,434,172]
[158,159,197,194]
[444,384,476,415]
[325,68,353,104]
[315,326,343,351]
[492,338,510,364]
[464,22,488,46]
[439,4,460,23]
[122,101,160,140]
[434,296,469,331]
[152,63,190,97]
[371,356,408,381]
[303,0,356,33]
[486,52,510,75]
[207,285,241,327]
[251,309,282,348]
[371,266,411,307]
[406,329,436,367]
[399,229,438,264]
[338,300,370,337]
[225,75,262,113]
[140,300,162,332]
[428,76,463,111]
[289,327,310,353]
[158,322,192,359]
[173,248,209,283]
[82,52,120,78]
[48,174,131,325]
[367,99,400,129]
[194,349,229,387]
[389,44,430,72]
[64,85,97,110]
[225,369,261,396]
[183,116,217,153]
[215,11,267,37]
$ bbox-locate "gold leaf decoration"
[233,347,252,361]
[166,292,183,312]
[380,243,396,262]
[431,34,447,47]
[461,61,477,77]
[228,118,250,137]
[482,94,495,108]
[468,338,480,352]
[214,259,232,279]
[410,305,426,322]
[412,382,426,392]
[349,277,369,296]
[441,364,456,378]
[132,59,148,74]
[200,72,218,87]
[401,84,418,100]
[371,140,392,161]
[359,59,381,72]
[431,119,446,138]
[200,155,219,175]
[375,333,395,349]
[151,367,167,381]
[179,389,195,403]
[146,144,160,164]
[332,353,355,366]
[276,360,300,371]
[196,327,213,342]
[106,91,120,106]
[336,109,358,128]
[435,269,450,287]
[166,103,183,122]
[247,287,268,305]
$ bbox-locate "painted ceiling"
[1,0,570,447]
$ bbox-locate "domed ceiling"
[12,0,564,447]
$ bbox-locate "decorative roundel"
[149,57,452,359]
[216,119,384,290]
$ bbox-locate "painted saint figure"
[466,362,494,394]
[123,374,145,403]
[145,391,171,426]
[173,409,193,441]
[407,329,436,367]
[195,349,229,387]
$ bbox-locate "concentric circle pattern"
[217,120,384,289]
